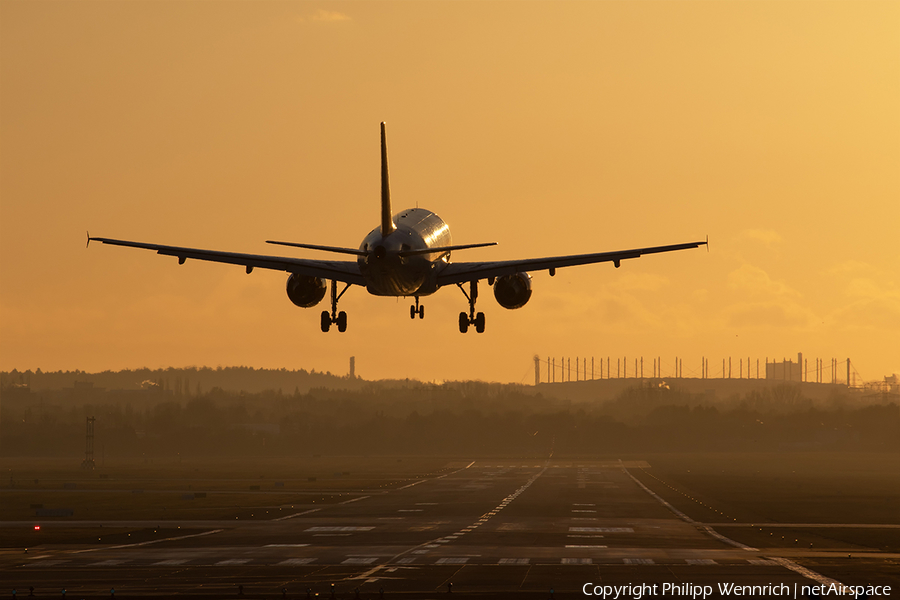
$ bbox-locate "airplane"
[88,123,707,334]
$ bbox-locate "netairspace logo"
[582,583,893,599]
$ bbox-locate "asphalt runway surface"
[2,460,896,599]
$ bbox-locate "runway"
[1,460,896,598]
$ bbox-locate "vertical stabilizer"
[380,122,396,237]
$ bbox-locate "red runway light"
[34,525,40,531]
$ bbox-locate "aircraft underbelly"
[365,268,423,296]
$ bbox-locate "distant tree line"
[0,366,367,395]
[2,379,896,457]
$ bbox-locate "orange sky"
[1,1,898,383]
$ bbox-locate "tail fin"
[380,122,396,237]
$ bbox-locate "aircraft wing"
[88,237,366,285]
[436,240,707,286]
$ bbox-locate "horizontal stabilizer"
[398,242,497,257]
[266,240,366,256]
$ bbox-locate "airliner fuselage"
[358,208,451,296]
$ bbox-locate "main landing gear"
[410,296,425,319]
[457,280,485,334]
[321,280,350,333]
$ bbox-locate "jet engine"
[493,272,532,309]
[286,274,327,308]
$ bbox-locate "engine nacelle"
[286,274,327,308]
[493,272,532,309]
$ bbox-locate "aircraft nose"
[373,245,387,259]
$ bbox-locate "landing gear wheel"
[474,312,485,333]
[320,279,350,333]
[411,296,425,320]
[458,312,469,333]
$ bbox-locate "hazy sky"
[1,1,898,383]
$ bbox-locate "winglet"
[706,234,709,252]
[380,122,396,238]
[86,231,91,248]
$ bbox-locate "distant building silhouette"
[766,354,803,382]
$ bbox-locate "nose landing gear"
[410,296,425,319]
[457,280,485,333]
[321,280,350,332]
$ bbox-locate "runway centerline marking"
[273,508,321,521]
[375,462,550,574]
[339,496,370,505]
[70,528,225,553]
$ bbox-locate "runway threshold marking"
[620,462,853,589]
[215,559,250,566]
[276,558,316,566]
[435,557,469,564]
[153,559,189,565]
[305,526,375,532]
[343,557,377,565]
[70,528,225,553]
